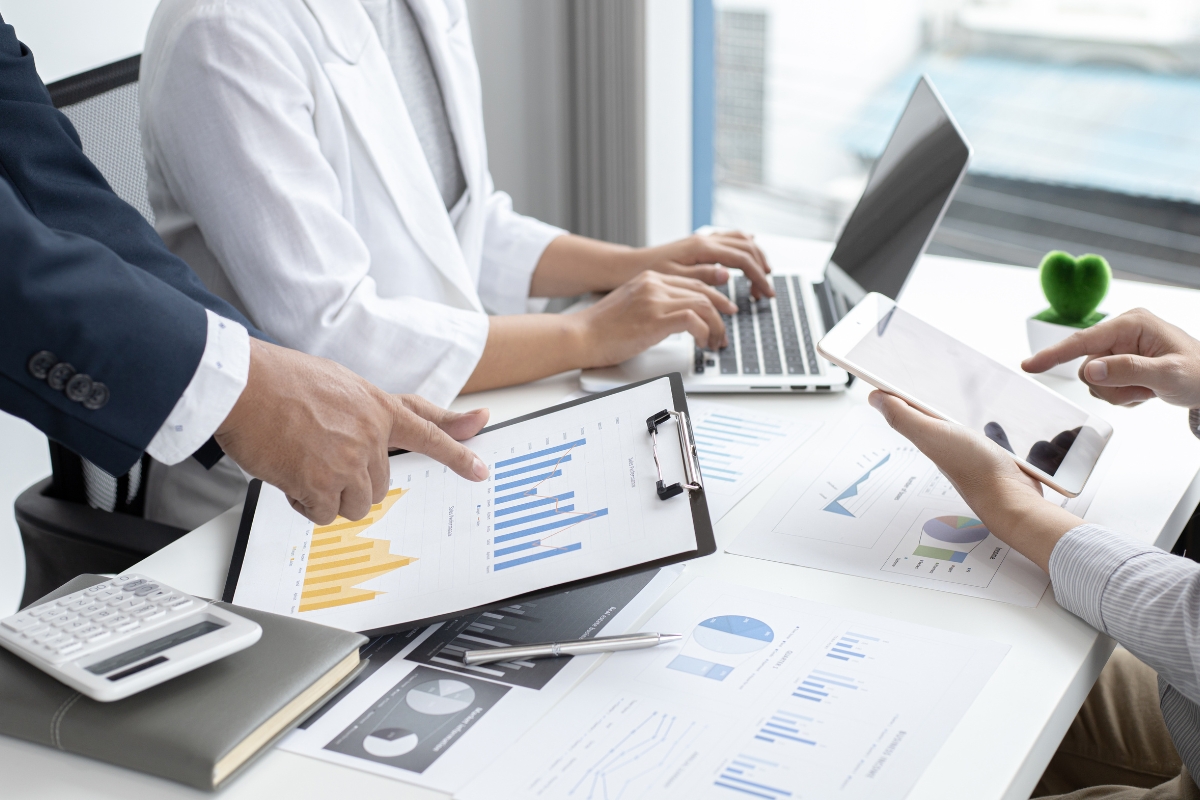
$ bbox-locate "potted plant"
[1026,250,1111,378]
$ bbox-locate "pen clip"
[646,409,702,500]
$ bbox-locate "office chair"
[14,56,188,608]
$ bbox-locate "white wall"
[0,0,160,83]
[644,0,694,245]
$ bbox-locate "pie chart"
[693,616,774,654]
[405,679,476,715]
[362,727,419,757]
[922,516,989,545]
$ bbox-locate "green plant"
[1033,250,1110,328]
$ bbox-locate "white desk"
[6,245,1200,800]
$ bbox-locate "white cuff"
[146,309,250,465]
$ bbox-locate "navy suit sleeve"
[0,179,210,476]
[0,14,267,339]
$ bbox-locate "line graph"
[488,440,608,572]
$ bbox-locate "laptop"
[581,75,972,394]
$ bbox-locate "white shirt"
[140,0,565,407]
[145,310,249,466]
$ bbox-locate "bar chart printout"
[687,400,821,521]
[458,578,1009,800]
[488,438,607,573]
[232,376,695,631]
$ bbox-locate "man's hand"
[215,339,489,525]
[868,390,1082,572]
[575,271,738,363]
[1023,308,1200,408]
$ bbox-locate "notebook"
[0,574,367,790]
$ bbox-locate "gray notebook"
[0,575,367,790]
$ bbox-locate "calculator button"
[164,597,195,611]
[115,576,144,587]
[36,630,67,646]
[2,614,39,632]
[55,641,84,656]
[56,596,79,607]
[131,584,161,597]
[22,623,51,638]
[50,613,79,628]
[29,601,59,616]
[64,618,90,632]
[132,606,165,621]
[65,597,91,611]
[115,598,145,612]
[76,626,110,642]
[107,616,140,632]
[83,584,107,596]
[91,608,120,623]
[78,604,106,618]
[106,593,132,607]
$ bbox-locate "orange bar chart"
[299,487,417,612]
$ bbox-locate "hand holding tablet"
[817,293,1112,497]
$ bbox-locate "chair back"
[46,55,154,223]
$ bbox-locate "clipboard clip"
[646,409,703,501]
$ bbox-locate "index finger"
[659,274,738,313]
[389,398,490,481]
[1022,324,1122,374]
[713,232,773,278]
[698,240,774,298]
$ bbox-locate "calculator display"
[85,620,226,675]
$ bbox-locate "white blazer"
[140,0,564,405]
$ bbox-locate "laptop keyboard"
[696,275,821,376]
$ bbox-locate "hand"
[1023,308,1200,408]
[868,390,1082,572]
[574,271,738,365]
[621,231,774,299]
[216,339,489,524]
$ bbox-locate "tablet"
[222,374,713,635]
[817,293,1111,497]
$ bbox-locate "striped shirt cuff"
[1048,523,1160,632]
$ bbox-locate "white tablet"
[817,293,1111,497]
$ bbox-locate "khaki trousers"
[1034,648,1199,800]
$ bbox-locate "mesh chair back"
[46,55,154,224]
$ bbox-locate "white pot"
[1026,317,1086,379]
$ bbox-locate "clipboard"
[222,374,713,636]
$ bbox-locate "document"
[281,567,683,793]
[231,378,700,631]
[687,400,821,521]
[728,406,1099,606]
[457,577,1008,800]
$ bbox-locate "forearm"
[528,235,637,297]
[1051,525,1200,705]
[461,314,591,393]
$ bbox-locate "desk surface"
[7,242,1200,800]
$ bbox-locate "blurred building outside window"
[711,0,1200,286]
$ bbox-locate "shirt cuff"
[1049,523,1160,631]
[145,309,250,465]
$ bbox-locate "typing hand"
[629,231,774,299]
[868,390,1080,573]
[215,339,489,525]
[575,271,737,364]
[1023,308,1200,408]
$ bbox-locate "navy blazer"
[0,16,266,476]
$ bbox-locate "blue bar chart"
[487,439,608,572]
[714,755,795,799]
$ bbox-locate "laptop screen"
[826,77,970,304]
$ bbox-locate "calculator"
[0,574,261,702]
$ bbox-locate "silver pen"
[462,632,682,666]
